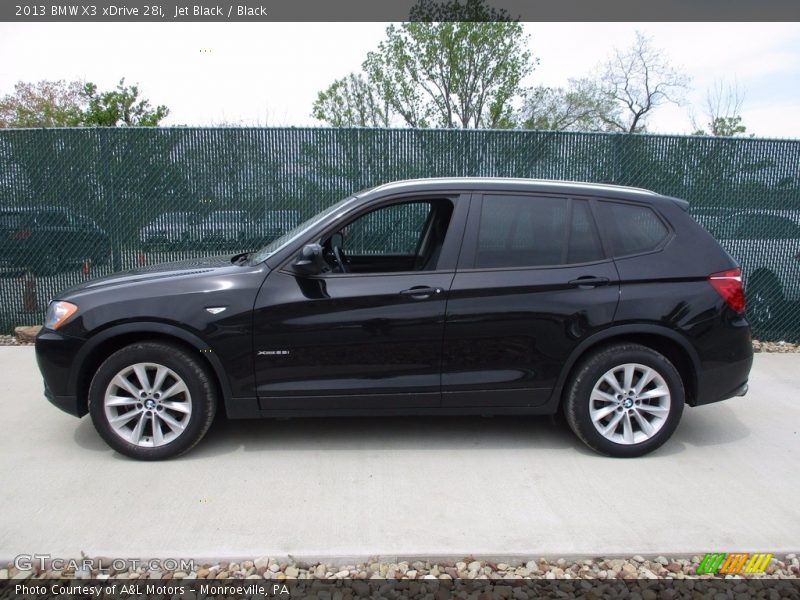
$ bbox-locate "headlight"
[44,301,78,330]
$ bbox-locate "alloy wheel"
[589,362,671,445]
[103,362,193,447]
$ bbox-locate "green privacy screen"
[0,127,798,340]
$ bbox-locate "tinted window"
[568,201,605,264]
[346,202,432,256]
[475,195,603,268]
[599,202,668,256]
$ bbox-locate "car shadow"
[71,403,751,461]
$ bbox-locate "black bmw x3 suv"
[35,178,752,460]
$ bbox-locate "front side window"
[323,199,454,274]
[598,201,669,257]
[475,195,604,269]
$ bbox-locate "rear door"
[442,193,620,407]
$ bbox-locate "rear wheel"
[88,342,217,460]
[564,343,684,458]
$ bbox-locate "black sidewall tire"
[88,342,217,460]
[564,344,685,458]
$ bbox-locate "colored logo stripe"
[697,553,773,574]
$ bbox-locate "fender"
[543,323,702,411]
[69,321,233,405]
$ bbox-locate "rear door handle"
[399,286,443,299]
[568,276,610,289]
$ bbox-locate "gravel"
[3,331,799,352]
[2,554,798,580]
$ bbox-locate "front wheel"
[564,343,684,458]
[88,342,217,460]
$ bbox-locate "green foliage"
[313,0,533,129]
[0,80,85,128]
[694,116,749,137]
[311,73,391,127]
[519,79,615,132]
[82,78,169,127]
[0,78,169,128]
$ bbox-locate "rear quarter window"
[598,201,669,257]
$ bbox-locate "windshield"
[252,196,358,263]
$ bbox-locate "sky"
[1,22,799,137]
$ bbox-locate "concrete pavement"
[0,347,798,561]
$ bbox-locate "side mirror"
[291,243,324,276]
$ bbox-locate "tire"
[563,343,684,458]
[88,341,217,460]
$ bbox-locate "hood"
[59,254,248,297]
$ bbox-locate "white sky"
[1,22,799,137]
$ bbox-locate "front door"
[252,195,467,411]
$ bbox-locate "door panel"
[442,263,620,407]
[253,269,454,410]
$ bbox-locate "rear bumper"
[693,355,753,406]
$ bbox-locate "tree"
[692,79,749,137]
[0,80,85,128]
[599,31,690,133]
[311,73,391,127]
[519,78,615,132]
[313,0,534,129]
[82,78,169,127]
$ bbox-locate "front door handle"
[399,286,443,299]
[568,276,610,289]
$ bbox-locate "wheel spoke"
[602,411,624,436]
[161,400,191,414]
[639,388,669,400]
[152,366,169,394]
[591,404,618,422]
[161,380,188,400]
[602,373,624,395]
[112,374,140,398]
[623,365,635,391]
[632,409,655,436]
[634,368,655,394]
[152,414,165,446]
[130,412,147,443]
[109,408,142,425]
[158,410,186,433]
[637,403,669,416]
[132,364,151,392]
[106,395,138,408]
[622,412,634,444]
[591,390,617,404]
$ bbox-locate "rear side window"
[475,195,604,268]
[598,201,669,257]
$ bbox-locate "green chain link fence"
[1,127,799,340]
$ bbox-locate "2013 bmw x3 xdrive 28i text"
[35,178,753,460]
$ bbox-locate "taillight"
[11,229,32,240]
[709,268,745,313]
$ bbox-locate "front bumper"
[35,330,87,417]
